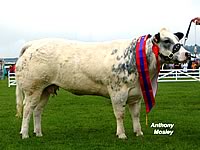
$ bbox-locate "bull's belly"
[64,88,110,98]
[54,77,110,98]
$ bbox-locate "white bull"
[16,28,190,139]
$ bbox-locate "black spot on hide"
[116,56,122,61]
[111,40,137,77]
[111,49,118,55]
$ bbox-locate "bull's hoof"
[34,129,43,137]
[15,113,22,118]
[22,134,29,139]
[136,131,144,136]
[36,132,43,137]
[33,129,43,137]
[117,133,127,139]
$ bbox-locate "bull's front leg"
[112,100,127,139]
[109,89,128,139]
[128,99,143,136]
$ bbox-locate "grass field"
[0,79,200,150]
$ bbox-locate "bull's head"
[153,28,191,63]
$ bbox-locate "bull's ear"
[153,33,160,43]
[174,32,184,41]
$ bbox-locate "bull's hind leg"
[33,90,50,137]
[128,99,143,136]
[20,91,42,139]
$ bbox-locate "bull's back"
[16,38,131,96]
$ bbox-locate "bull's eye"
[163,39,171,44]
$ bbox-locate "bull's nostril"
[185,52,191,59]
[168,53,173,58]
[185,52,189,57]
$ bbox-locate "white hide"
[16,28,190,139]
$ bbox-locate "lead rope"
[184,20,193,45]
[195,22,197,46]
[194,23,197,57]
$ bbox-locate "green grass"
[0,79,200,150]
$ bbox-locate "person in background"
[174,63,181,69]
[182,63,188,72]
[187,60,192,69]
[192,17,200,25]
[9,64,16,73]
[197,60,200,69]
[192,62,197,69]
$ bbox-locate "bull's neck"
[123,37,159,76]
[122,39,137,75]
[112,37,160,78]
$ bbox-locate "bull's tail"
[15,83,24,118]
[15,43,31,118]
[19,44,31,57]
